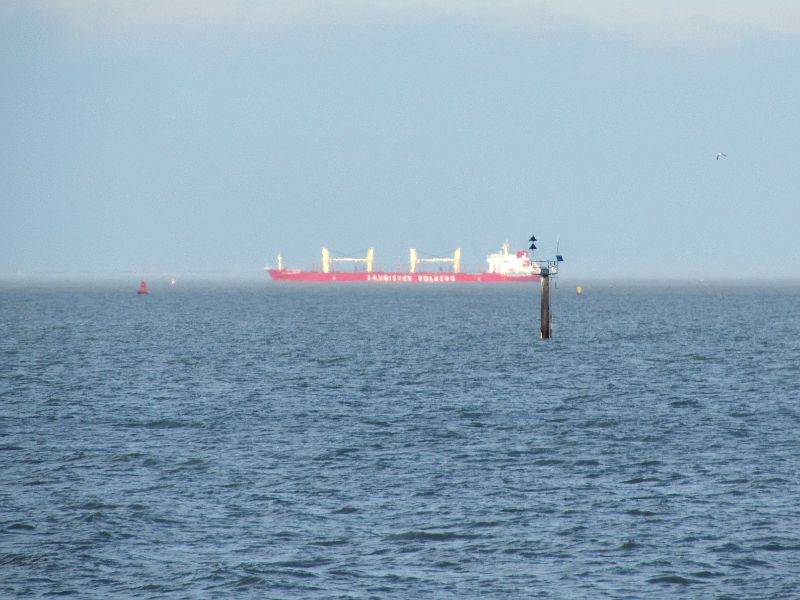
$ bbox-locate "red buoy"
[137,280,149,295]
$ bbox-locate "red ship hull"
[267,269,538,283]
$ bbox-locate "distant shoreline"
[2,274,799,289]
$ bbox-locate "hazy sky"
[2,1,799,278]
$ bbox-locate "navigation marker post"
[529,234,563,339]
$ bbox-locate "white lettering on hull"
[367,274,457,283]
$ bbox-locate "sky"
[2,1,800,279]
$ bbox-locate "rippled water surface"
[2,281,800,598]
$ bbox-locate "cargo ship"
[266,242,540,283]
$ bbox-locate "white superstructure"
[486,241,540,276]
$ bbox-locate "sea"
[1,280,799,599]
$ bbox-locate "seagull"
[716,152,727,160]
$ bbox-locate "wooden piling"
[540,268,551,339]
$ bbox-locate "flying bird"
[716,152,727,160]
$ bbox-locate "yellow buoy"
[576,286,583,295]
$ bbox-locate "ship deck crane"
[322,247,375,273]
[409,248,461,273]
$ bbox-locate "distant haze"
[2,1,799,279]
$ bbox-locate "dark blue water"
[2,282,800,598]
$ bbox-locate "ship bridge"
[487,241,539,275]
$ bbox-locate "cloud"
[8,0,800,41]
